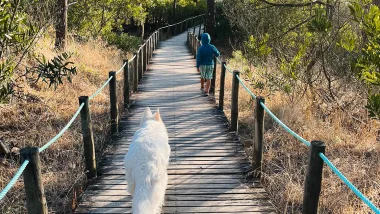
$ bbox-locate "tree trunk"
[206,0,216,41]
[172,0,177,24]
[55,0,67,50]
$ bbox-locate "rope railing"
[319,153,380,213]
[116,61,128,75]
[197,41,380,213]
[0,160,29,201]
[0,15,205,211]
[39,103,85,152]
[236,75,257,100]
[88,76,113,100]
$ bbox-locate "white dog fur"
[124,107,171,214]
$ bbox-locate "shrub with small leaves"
[27,52,77,89]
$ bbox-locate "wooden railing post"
[155,32,158,48]
[219,62,226,110]
[168,26,171,39]
[150,37,153,58]
[155,31,158,49]
[78,96,97,179]
[193,35,197,59]
[198,22,202,36]
[143,44,147,73]
[21,147,48,214]
[303,141,325,214]
[253,96,265,174]
[159,28,162,41]
[230,70,240,132]
[133,52,138,92]
[147,40,150,64]
[139,49,143,82]
[123,60,129,107]
[109,71,118,134]
[210,56,217,94]
[187,31,190,45]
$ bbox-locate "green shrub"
[105,33,141,53]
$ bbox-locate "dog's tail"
[132,178,167,214]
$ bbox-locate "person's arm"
[196,46,201,71]
[212,45,220,57]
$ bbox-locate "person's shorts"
[200,65,214,79]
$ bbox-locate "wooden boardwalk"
[75,31,276,213]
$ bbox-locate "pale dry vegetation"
[0,33,129,213]
[213,52,380,214]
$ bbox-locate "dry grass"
[213,50,380,213]
[0,34,130,213]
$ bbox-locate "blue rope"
[88,76,113,100]
[236,75,257,99]
[224,64,233,74]
[260,102,311,147]
[319,153,380,214]
[39,103,85,152]
[216,57,222,64]
[0,160,29,201]
[116,62,127,75]
[129,54,136,63]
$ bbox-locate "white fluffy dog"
[124,107,171,214]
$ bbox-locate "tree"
[55,0,67,49]
[206,0,215,40]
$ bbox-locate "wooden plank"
[79,194,271,202]
[75,206,276,213]
[92,179,259,185]
[84,188,267,196]
[87,183,260,190]
[99,168,249,175]
[79,200,272,207]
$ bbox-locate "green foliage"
[0,0,32,102]
[366,93,380,119]
[244,34,272,65]
[105,32,141,53]
[0,60,14,103]
[308,8,332,33]
[350,1,380,119]
[27,52,77,89]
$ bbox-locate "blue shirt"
[196,33,220,68]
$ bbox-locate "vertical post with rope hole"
[79,96,97,179]
[133,52,138,92]
[123,60,129,107]
[253,96,265,176]
[303,141,325,214]
[210,56,217,94]
[139,49,143,82]
[143,44,147,73]
[193,35,197,59]
[219,62,226,110]
[109,71,118,134]
[230,70,240,132]
[21,147,48,214]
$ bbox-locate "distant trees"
[223,0,380,119]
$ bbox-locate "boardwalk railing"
[0,14,205,213]
[188,32,380,214]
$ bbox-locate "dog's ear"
[140,107,153,126]
[154,109,161,122]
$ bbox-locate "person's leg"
[205,79,211,94]
[201,78,205,90]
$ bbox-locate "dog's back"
[124,107,170,214]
